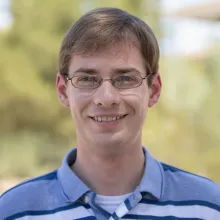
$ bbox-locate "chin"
[92,134,127,148]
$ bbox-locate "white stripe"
[114,202,129,217]
[15,207,94,220]
[128,203,220,220]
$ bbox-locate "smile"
[90,115,127,122]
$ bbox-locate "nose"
[93,81,121,108]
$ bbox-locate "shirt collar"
[58,148,90,203]
[58,147,163,203]
[139,147,163,200]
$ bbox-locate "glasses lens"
[72,75,101,89]
[113,75,142,89]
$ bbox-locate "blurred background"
[0,0,220,194]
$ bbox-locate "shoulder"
[160,162,220,205]
[0,170,59,220]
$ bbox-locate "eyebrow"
[73,68,98,75]
[72,67,141,75]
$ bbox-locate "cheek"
[123,86,149,109]
[136,97,149,117]
[67,89,91,119]
[123,93,149,118]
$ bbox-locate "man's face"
[56,43,161,151]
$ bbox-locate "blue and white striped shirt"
[0,147,220,220]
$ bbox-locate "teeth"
[94,116,123,122]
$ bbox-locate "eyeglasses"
[64,73,152,90]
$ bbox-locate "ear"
[56,73,70,107]
[148,73,162,108]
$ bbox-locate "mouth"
[89,115,127,122]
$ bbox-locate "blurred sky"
[161,0,220,55]
[0,0,220,55]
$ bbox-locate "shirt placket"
[109,192,143,220]
[86,192,112,220]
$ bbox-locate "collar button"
[84,195,89,203]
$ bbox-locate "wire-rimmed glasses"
[64,73,152,90]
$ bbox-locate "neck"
[72,141,145,196]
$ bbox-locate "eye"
[76,76,100,83]
[113,74,141,89]
[117,75,136,82]
[78,76,96,81]
[74,75,101,89]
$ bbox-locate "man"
[0,7,220,220]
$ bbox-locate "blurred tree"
[0,0,80,176]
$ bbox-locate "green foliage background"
[0,0,219,184]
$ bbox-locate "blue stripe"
[124,199,132,210]
[123,215,203,220]
[76,217,96,220]
[90,192,110,218]
[1,170,57,197]
[140,198,220,211]
[111,212,119,220]
[4,203,90,220]
[162,163,213,182]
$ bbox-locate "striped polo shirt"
[0,147,220,220]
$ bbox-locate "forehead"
[68,43,146,74]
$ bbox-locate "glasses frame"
[64,73,152,90]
